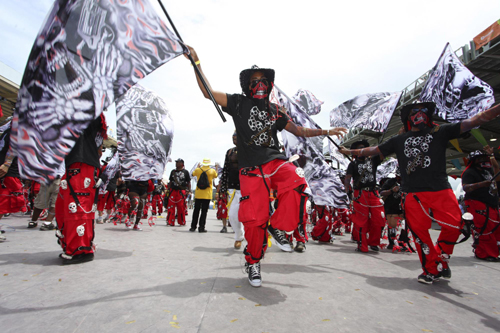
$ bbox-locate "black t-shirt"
[153,183,165,195]
[378,123,461,192]
[223,94,290,168]
[346,155,381,190]
[66,117,104,169]
[169,169,190,190]
[462,166,499,208]
[381,177,402,213]
[0,128,20,178]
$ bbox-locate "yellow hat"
[202,158,211,166]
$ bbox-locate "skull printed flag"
[376,157,399,182]
[420,43,494,122]
[99,151,120,195]
[116,84,174,181]
[273,87,350,208]
[330,92,402,132]
[12,0,184,183]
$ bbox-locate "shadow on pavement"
[0,277,290,315]
[0,249,133,266]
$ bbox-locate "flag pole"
[274,84,353,162]
[157,0,226,123]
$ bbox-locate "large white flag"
[420,43,494,122]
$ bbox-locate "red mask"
[409,110,429,130]
[480,161,492,169]
[250,79,269,99]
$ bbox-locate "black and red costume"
[0,127,24,215]
[167,168,190,226]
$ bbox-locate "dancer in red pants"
[166,159,190,226]
[341,102,500,284]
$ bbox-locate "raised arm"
[339,145,382,158]
[461,103,500,133]
[185,46,228,108]
[284,120,347,139]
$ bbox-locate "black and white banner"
[273,87,349,208]
[376,157,399,182]
[99,152,120,195]
[12,0,184,183]
[116,84,174,181]
[330,92,402,132]
[420,43,494,122]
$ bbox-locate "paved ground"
[1,209,499,333]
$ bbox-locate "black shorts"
[126,181,149,196]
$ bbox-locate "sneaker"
[369,246,380,252]
[418,273,438,285]
[199,229,207,233]
[27,221,38,228]
[439,267,451,279]
[220,226,227,233]
[294,242,306,253]
[386,244,394,250]
[0,234,6,242]
[245,262,262,287]
[133,224,142,231]
[96,219,104,224]
[267,225,292,252]
[234,240,242,249]
[40,223,55,231]
[62,253,94,265]
[189,228,196,232]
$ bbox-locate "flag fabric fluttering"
[420,43,494,122]
[328,137,350,169]
[376,157,399,182]
[330,92,402,133]
[99,151,120,195]
[116,84,174,181]
[273,87,350,208]
[12,0,184,183]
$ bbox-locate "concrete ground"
[0,209,499,333]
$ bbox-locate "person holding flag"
[340,101,500,284]
[185,46,347,287]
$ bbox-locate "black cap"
[175,158,184,163]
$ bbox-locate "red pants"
[351,190,385,252]
[97,191,115,211]
[239,159,307,264]
[0,177,25,214]
[152,194,163,215]
[311,206,334,242]
[167,189,186,225]
[55,163,97,256]
[217,197,228,219]
[465,199,500,259]
[404,189,462,275]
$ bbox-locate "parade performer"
[379,171,405,251]
[340,102,500,284]
[219,132,245,248]
[0,124,25,242]
[344,140,385,253]
[55,115,108,264]
[462,147,500,261]
[152,180,165,215]
[167,159,191,226]
[186,45,346,287]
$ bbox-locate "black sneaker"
[189,228,196,232]
[369,246,380,252]
[267,225,292,252]
[220,226,227,233]
[27,221,38,228]
[245,262,262,287]
[438,267,451,279]
[199,229,207,233]
[40,223,55,231]
[418,273,438,285]
[61,253,94,265]
[294,242,306,253]
[386,244,394,250]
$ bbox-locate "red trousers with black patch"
[311,206,334,242]
[152,194,163,215]
[465,199,500,260]
[166,189,186,226]
[55,163,97,256]
[239,159,308,264]
[404,189,462,275]
[351,190,385,252]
